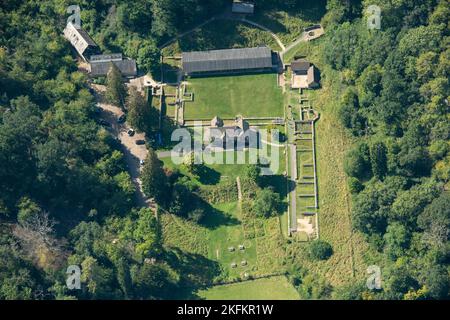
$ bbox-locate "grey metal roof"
[182,46,272,74]
[90,53,123,62]
[90,59,137,77]
[75,28,97,46]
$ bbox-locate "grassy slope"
[162,19,281,56]
[251,1,326,44]
[159,3,372,291]
[161,155,288,285]
[285,39,371,287]
[185,73,284,119]
[197,276,300,300]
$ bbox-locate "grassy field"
[161,151,288,284]
[184,73,284,120]
[197,276,300,300]
[252,1,326,44]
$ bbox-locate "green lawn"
[205,202,258,279]
[197,276,300,300]
[184,73,283,120]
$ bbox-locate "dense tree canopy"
[324,0,449,300]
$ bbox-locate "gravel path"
[91,85,152,208]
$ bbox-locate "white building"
[63,22,99,61]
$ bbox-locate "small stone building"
[291,59,319,89]
[205,116,257,150]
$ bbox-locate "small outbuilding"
[307,65,320,88]
[291,59,311,75]
[232,1,255,14]
[290,59,320,89]
[205,115,257,150]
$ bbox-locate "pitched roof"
[74,28,97,46]
[90,59,137,77]
[90,53,123,63]
[235,116,249,131]
[182,46,272,74]
[63,22,98,59]
[307,65,317,85]
[291,59,310,72]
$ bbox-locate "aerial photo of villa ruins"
[0,0,448,302]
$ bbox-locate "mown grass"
[197,276,300,300]
[184,73,283,119]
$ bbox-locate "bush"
[344,143,371,179]
[252,188,281,218]
[243,164,261,184]
[348,177,364,194]
[199,181,238,204]
[308,240,333,260]
[187,208,205,223]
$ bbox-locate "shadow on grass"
[199,200,240,230]
[163,248,222,299]
[161,63,181,84]
[259,174,293,199]
[256,0,327,25]
[196,166,221,185]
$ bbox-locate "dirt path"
[159,7,287,53]
[158,17,216,49]
[282,32,308,56]
[236,176,242,202]
[241,18,286,51]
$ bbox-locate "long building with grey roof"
[63,22,99,61]
[89,58,137,77]
[182,46,274,75]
